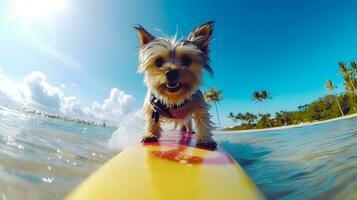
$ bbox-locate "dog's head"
[135,21,214,105]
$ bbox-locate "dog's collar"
[150,92,192,122]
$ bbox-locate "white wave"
[108,109,173,151]
[108,110,146,150]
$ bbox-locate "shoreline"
[0,105,117,129]
[214,113,357,135]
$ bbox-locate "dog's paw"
[141,135,159,143]
[196,140,217,150]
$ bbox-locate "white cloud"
[61,96,83,116]
[0,89,20,107]
[22,71,63,111]
[0,71,137,126]
[84,88,134,124]
[0,74,25,106]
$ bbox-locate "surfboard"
[65,132,265,200]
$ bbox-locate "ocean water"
[0,106,117,200]
[0,105,356,200]
[216,118,357,200]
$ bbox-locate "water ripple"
[0,106,116,200]
[0,105,356,200]
[217,116,357,200]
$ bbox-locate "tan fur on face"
[144,46,204,106]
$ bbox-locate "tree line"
[224,61,357,131]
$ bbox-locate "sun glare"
[8,0,67,24]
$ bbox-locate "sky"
[0,0,356,127]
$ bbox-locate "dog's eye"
[155,57,164,68]
[181,56,192,67]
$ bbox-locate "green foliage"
[204,87,224,127]
[252,90,271,102]
[204,87,223,103]
[226,93,357,131]
[252,90,272,127]
[338,61,357,95]
[225,61,357,131]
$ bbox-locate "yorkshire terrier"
[135,21,217,148]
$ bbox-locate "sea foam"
[108,110,145,150]
[108,109,172,150]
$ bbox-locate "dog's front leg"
[193,108,217,148]
[142,104,162,142]
[182,117,193,133]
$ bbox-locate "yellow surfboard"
[66,133,265,200]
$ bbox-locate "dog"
[135,21,217,148]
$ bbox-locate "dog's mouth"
[165,82,182,92]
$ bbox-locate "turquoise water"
[0,106,117,199]
[216,118,357,200]
[0,105,356,199]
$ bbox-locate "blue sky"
[0,0,357,126]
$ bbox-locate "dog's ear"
[135,25,155,46]
[188,21,214,54]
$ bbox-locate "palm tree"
[325,80,344,116]
[252,90,272,127]
[252,91,261,103]
[204,87,224,127]
[228,112,236,122]
[260,90,271,101]
[352,61,357,74]
[275,111,289,126]
[236,112,245,122]
[351,61,357,87]
[245,112,258,125]
[258,113,272,127]
[338,62,357,95]
[260,90,272,127]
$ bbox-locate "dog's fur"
[135,21,217,147]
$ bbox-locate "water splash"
[108,110,146,150]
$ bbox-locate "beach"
[216,113,357,135]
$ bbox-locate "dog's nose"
[166,70,179,82]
